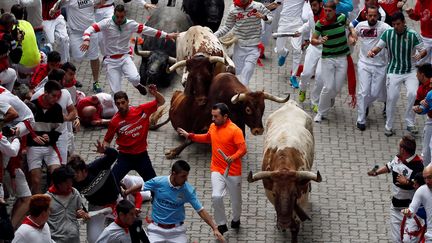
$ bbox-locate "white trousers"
[103,55,140,93]
[356,61,387,124]
[147,223,187,243]
[87,204,111,243]
[390,206,421,243]
[232,44,260,86]
[422,120,432,167]
[42,15,70,63]
[95,6,114,56]
[0,68,16,91]
[385,72,418,130]
[69,29,99,62]
[57,130,68,165]
[276,17,303,75]
[261,7,282,47]
[418,36,432,65]
[317,56,348,116]
[211,172,242,226]
[299,44,323,105]
[3,168,31,198]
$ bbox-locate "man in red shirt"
[30,51,61,89]
[407,0,432,64]
[103,84,164,183]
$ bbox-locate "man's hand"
[147,84,158,96]
[144,3,157,10]
[413,49,427,61]
[396,174,409,185]
[320,36,328,44]
[166,32,179,41]
[80,40,90,52]
[94,140,106,153]
[401,208,413,217]
[367,50,376,58]
[413,105,423,114]
[177,128,189,138]
[49,8,58,17]
[348,35,357,46]
[225,156,233,163]
[266,2,279,11]
[73,117,80,130]
[254,11,267,20]
[406,8,414,15]
[213,228,226,242]
[420,99,429,109]
[76,209,90,220]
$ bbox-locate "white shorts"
[27,146,60,171]
[69,29,99,61]
[147,223,187,243]
[3,168,31,198]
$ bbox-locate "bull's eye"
[245,106,252,115]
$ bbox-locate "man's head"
[323,1,337,20]
[416,63,432,84]
[116,199,136,226]
[29,194,51,223]
[171,160,191,187]
[391,11,406,34]
[398,135,416,159]
[61,62,77,87]
[0,13,18,32]
[52,165,75,194]
[114,91,129,116]
[113,4,127,26]
[423,165,432,188]
[43,80,62,107]
[67,155,88,182]
[310,0,323,16]
[48,68,66,85]
[365,0,379,7]
[366,5,379,26]
[211,103,229,126]
[11,4,25,20]
[47,51,61,70]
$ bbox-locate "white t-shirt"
[0,87,34,125]
[355,20,391,66]
[96,93,117,118]
[31,88,73,134]
[95,221,131,243]
[62,0,96,31]
[12,223,55,243]
[280,0,305,20]
[409,185,432,240]
[121,175,144,191]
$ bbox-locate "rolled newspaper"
[217,149,232,178]
[272,32,298,39]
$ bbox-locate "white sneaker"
[314,113,322,123]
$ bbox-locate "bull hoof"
[165,150,178,159]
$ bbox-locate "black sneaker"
[75,81,83,88]
[217,224,228,235]
[231,220,240,229]
[356,122,366,131]
[135,84,147,95]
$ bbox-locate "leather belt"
[153,221,184,229]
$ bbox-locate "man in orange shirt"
[177,103,247,235]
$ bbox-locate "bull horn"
[167,60,187,73]
[134,38,152,57]
[231,93,247,104]
[296,171,322,182]
[168,56,177,65]
[263,92,290,103]
[247,171,276,183]
[209,56,226,64]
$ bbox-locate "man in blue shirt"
[144,160,225,242]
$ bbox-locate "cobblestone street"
[71,0,423,242]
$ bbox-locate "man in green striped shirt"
[368,11,427,136]
[311,0,357,122]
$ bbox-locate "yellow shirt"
[18,20,40,68]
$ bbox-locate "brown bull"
[154,72,289,159]
[248,100,322,243]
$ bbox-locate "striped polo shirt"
[377,27,422,74]
[314,14,350,58]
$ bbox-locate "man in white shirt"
[403,165,432,241]
[354,6,390,131]
[81,4,178,95]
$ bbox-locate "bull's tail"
[149,105,170,130]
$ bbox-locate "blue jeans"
[112,151,157,183]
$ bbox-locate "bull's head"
[168,55,225,106]
[231,92,290,136]
[135,38,176,87]
[248,169,321,230]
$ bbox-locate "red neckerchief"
[37,94,50,109]
[319,14,337,26]
[48,185,72,196]
[0,86,5,94]
[22,216,44,230]
[313,8,326,23]
[234,0,252,8]
[115,218,129,233]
